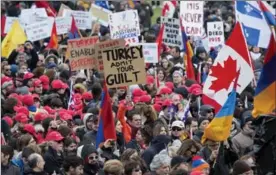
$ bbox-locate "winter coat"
[77,113,94,142]
[231,130,254,157]
[126,139,142,153]
[135,2,153,30]
[43,146,64,174]
[82,130,97,146]
[1,163,20,175]
[23,169,47,175]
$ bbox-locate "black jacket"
[23,169,47,175]
[43,146,64,174]
[126,139,141,153]
[1,163,20,175]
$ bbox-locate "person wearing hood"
[77,113,97,142]
[82,110,99,146]
[81,144,102,175]
[231,111,254,157]
[199,105,215,121]
[141,135,171,166]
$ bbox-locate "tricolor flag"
[202,22,254,113]
[68,16,81,39]
[258,1,276,26]
[46,22,58,49]
[96,84,117,148]
[252,35,276,118]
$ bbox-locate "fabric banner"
[90,4,112,27]
[55,16,72,35]
[207,21,225,47]
[180,1,204,36]
[109,10,140,39]
[63,9,92,29]
[160,17,182,47]
[100,39,146,88]
[67,36,99,71]
[25,18,54,42]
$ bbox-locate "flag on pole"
[1,20,27,58]
[156,24,165,61]
[202,22,254,113]
[258,1,276,26]
[96,84,117,148]
[68,16,81,39]
[35,1,57,17]
[252,35,276,118]
[162,1,177,17]
[46,22,58,49]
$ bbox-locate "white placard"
[180,1,204,36]
[125,36,139,46]
[129,43,158,63]
[90,4,112,27]
[207,21,225,47]
[109,10,140,39]
[160,17,182,47]
[4,17,25,34]
[55,16,72,35]
[20,8,48,26]
[25,18,55,42]
[63,9,92,30]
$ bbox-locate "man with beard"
[80,144,102,175]
[1,76,14,101]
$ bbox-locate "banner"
[25,18,54,42]
[109,10,140,39]
[67,36,99,71]
[58,3,71,17]
[63,9,92,29]
[20,8,48,26]
[180,1,204,36]
[160,17,182,47]
[207,21,225,47]
[90,4,112,27]
[55,16,72,35]
[130,43,158,63]
[101,40,146,88]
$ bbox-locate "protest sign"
[160,17,182,47]
[125,36,139,46]
[109,10,140,39]
[4,17,25,34]
[207,21,225,47]
[67,36,99,71]
[56,16,72,35]
[130,43,158,63]
[101,41,147,88]
[58,3,71,17]
[90,4,112,27]
[63,9,92,30]
[180,1,204,36]
[25,18,54,42]
[20,8,48,26]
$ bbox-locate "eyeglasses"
[207,110,213,113]
[89,156,98,160]
[172,127,182,131]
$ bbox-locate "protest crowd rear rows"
[1,1,276,175]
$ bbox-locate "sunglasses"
[172,127,182,131]
[133,168,141,172]
[89,156,98,160]
[207,110,213,113]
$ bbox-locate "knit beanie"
[81,144,97,161]
[232,160,251,175]
[191,156,209,172]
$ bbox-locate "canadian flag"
[162,1,177,17]
[202,22,254,113]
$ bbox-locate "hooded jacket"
[76,113,94,141]
[141,135,171,166]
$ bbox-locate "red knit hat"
[162,99,172,107]
[51,80,68,89]
[14,106,29,116]
[82,92,93,101]
[2,116,14,127]
[22,94,34,106]
[139,95,152,103]
[159,87,172,95]
[146,75,155,84]
[23,124,36,136]
[132,88,147,97]
[34,112,47,122]
[14,113,29,123]
[23,72,34,80]
[39,75,49,90]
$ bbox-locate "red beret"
[153,104,162,112]
[23,124,36,136]
[23,72,34,80]
[14,113,29,123]
[33,79,42,87]
[159,87,172,95]
[146,75,155,85]
[51,80,68,89]
[82,92,93,101]
[22,94,34,106]
[162,99,172,107]
[165,82,174,90]
[132,88,147,97]
[14,106,29,116]
[139,95,152,103]
[34,112,47,122]
[2,116,14,127]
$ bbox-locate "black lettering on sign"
[106,73,133,86]
[103,46,143,61]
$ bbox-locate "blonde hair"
[104,159,124,175]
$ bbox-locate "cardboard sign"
[130,43,158,63]
[63,9,92,30]
[207,21,225,47]
[56,16,72,35]
[20,8,48,26]
[90,4,112,27]
[161,17,182,47]
[58,3,71,17]
[109,10,140,39]
[25,18,54,42]
[101,41,146,88]
[67,36,99,71]
[4,17,25,34]
[180,1,204,36]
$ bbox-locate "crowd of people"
[1,1,275,175]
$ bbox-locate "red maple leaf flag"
[202,22,254,113]
[162,1,177,17]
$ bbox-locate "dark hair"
[172,46,180,53]
[91,83,102,99]
[17,134,33,151]
[177,139,201,156]
[184,117,198,127]
[126,109,140,121]
[156,68,167,81]
[58,125,72,138]
[120,148,137,163]
[169,169,189,175]
[87,108,100,116]
[63,156,83,172]
[1,145,14,161]
[51,98,63,108]
[124,160,141,175]
[64,137,77,148]
[22,147,35,159]
[42,117,54,136]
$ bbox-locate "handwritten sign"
[25,18,54,42]
[20,8,48,26]
[125,36,139,46]
[109,10,140,39]
[90,4,112,27]
[161,17,182,47]
[68,36,99,71]
[102,43,146,88]
[63,9,92,30]
[56,17,72,35]
[58,3,71,17]
[130,43,158,63]
[180,1,204,36]
[207,21,225,47]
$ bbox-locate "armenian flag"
[68,16,81,39]
[258,1,276,26]
[96,84,117,148]
[252,35,276,118]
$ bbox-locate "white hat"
[171,120,185,128]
